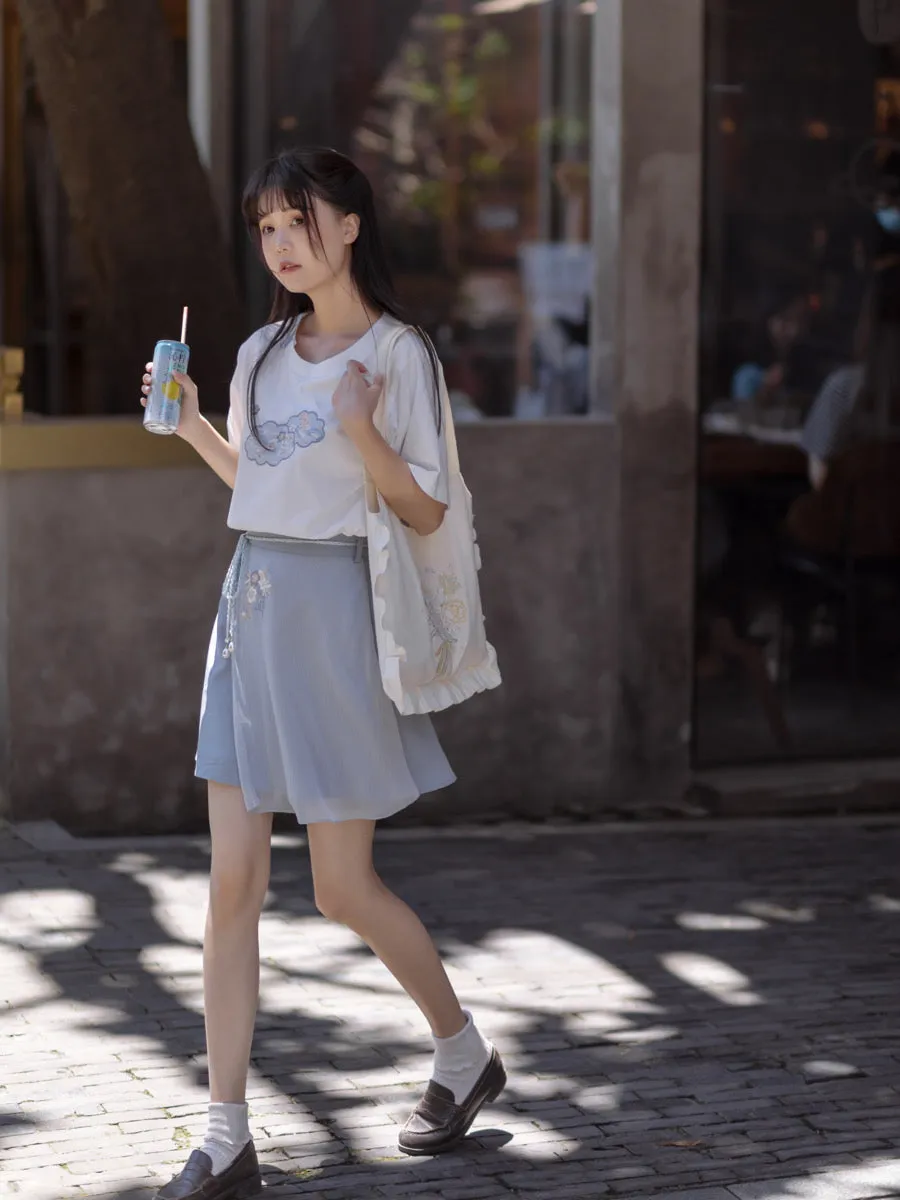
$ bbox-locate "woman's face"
[258,193,359,295]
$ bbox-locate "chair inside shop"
[778,439,900,686]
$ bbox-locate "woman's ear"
[343,213,361,245]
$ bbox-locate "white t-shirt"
[226,313,449,540]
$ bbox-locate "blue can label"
[145,340,190,432]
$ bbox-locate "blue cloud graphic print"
[245,410,326,466]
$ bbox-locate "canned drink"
[143,340,190,435]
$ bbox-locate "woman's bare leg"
[306,819,503,1155]
[306,819,464,1037]
[204,782,273,1101]
[154,784,272,1194]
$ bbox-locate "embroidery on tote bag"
[422,568,468,677]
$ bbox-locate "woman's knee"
[314,875,374,926]
[209,855,270,924]
[209,857,270,924]
[308,819,378,927]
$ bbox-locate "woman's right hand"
[141,364,202,440]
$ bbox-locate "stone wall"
[0,422,617,834]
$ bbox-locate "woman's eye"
[261,225,273,236]
[291,216,305,227]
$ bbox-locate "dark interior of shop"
[695,0,900,765]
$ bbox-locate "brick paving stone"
[3,822,900,1198]
[648,1192,737,1200]
[729,1159,900,1198]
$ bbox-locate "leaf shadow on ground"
[1,823,900,1198]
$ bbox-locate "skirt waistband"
[222,533,367,658]
[243,532,366,558]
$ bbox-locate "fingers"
[345,359,380,387]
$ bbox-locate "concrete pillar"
[592,0,704,802]
[188,0,212,168]
[188,0,235,246]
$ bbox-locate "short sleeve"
[226,364,245,448]
[394,332,450,507]
[800,365,863,462]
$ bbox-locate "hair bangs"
[241,156,319,231]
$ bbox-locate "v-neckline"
[291,313,385,369]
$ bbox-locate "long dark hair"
[241,147,442,446]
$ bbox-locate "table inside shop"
[699,408,808,482]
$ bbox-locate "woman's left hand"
[332,360,384,439]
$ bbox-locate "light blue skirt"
[195,534,455,823]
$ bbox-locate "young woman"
[143,148,504,1200]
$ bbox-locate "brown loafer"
[153,1142,262,1199]
[399,1047,506,1156]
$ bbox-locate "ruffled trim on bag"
[368,504,502,716]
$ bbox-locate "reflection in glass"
[255,0,595,419]
[696,0,900,765]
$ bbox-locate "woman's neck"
[303,280,380,337]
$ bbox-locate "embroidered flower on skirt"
[242,568,272,619]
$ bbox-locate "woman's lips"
[280,263,300,273]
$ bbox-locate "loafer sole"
[153,1174,261,1200]
[152,1142,262,1200]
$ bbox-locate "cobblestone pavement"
[2,818,900,1200]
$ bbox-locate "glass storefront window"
[697,0,900,764]
[236,0,596,419]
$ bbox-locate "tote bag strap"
[365,324,459,511]
[438,370,461,475]
[364,322,408,511]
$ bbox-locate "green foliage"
[364,7,522,252]
[475,29,511,61]
[470,151,503,176]
[434,13,467,33]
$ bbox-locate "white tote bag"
[364,325,501,716]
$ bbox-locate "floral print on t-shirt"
[245,410,326,466]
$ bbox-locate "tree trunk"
[17,0,242,413]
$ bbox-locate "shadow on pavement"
[1,821,900,1198]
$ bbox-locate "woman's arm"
[181,413,240,490]
[349,422,446,535]
[172,371,240,489]
[141,364,239,488]
[333,359,447,537]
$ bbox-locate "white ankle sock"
[432,1011,492,1105]
[200,1102,251,1176]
